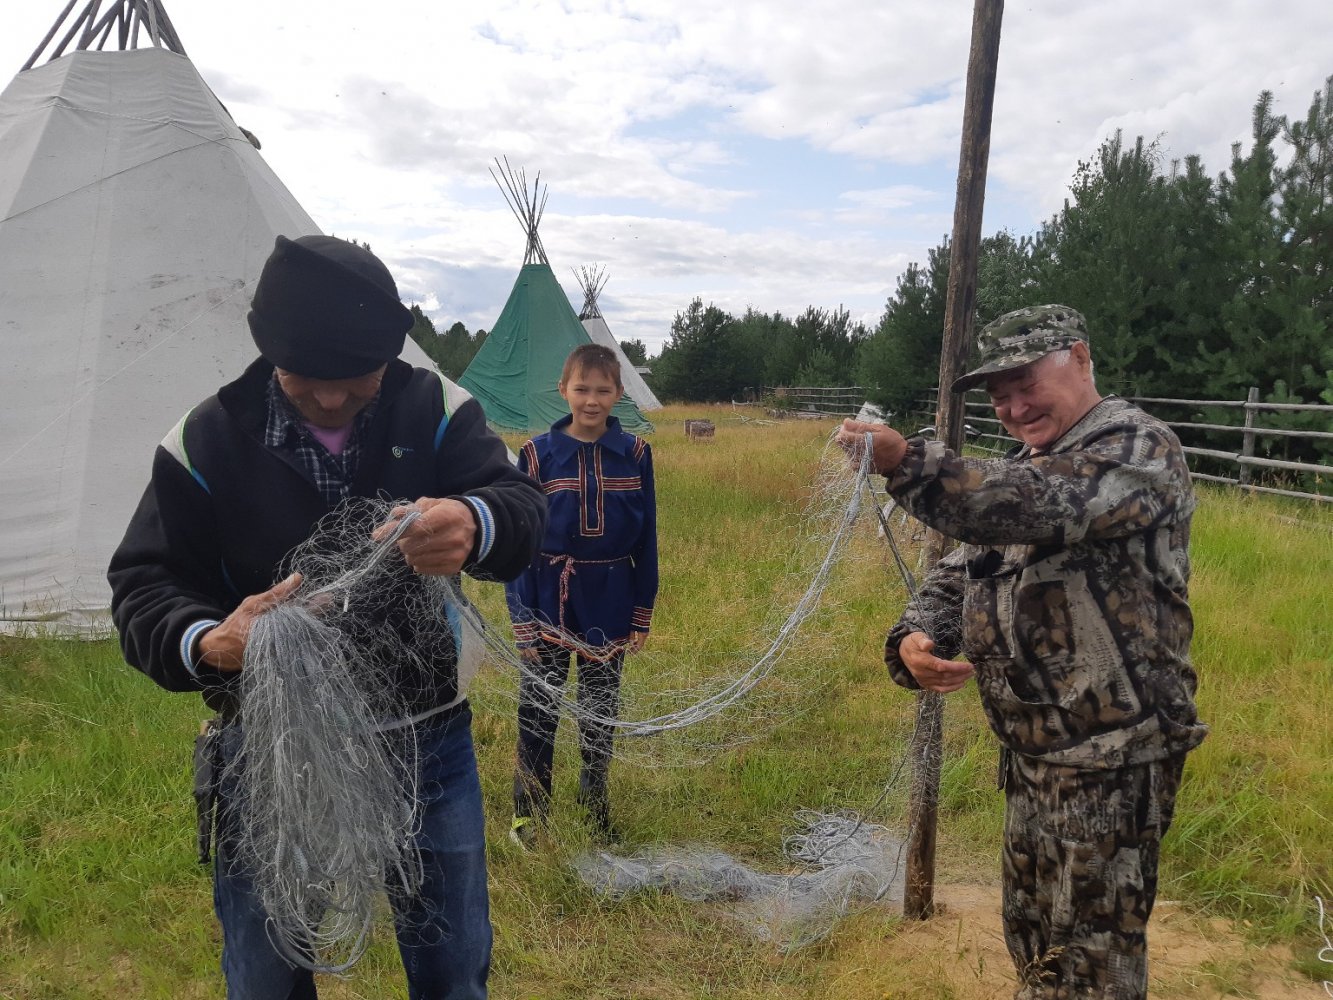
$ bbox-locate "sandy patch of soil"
[835,882,1310,999]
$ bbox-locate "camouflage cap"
[951,304,1089,392]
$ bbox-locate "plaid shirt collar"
[264,376,380,506]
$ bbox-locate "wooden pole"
[21,0,80,70]
[1239,386,1258,486]
[903,0,1005,921]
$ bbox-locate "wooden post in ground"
[1239,386,1259,486]
[902,0,1005,921]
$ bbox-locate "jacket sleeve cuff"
[631,607,653,632]
[883,624,923,691]
[886,436,940,489]
[461,496,495,562]
[181,619,222,678]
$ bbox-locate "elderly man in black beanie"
[108,235,546,999]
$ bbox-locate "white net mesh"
[231,430,946,965]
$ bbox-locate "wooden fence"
[908,387,1333,504]
[763,386,868,418]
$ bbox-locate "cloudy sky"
[4,0,1332,353]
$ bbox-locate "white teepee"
[0,1,439,633]
[574,265,663,411]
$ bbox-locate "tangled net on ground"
[574,810,906,951]
[571,654,932,951]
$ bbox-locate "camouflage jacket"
[884,396,1208,769]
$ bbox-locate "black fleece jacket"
[108,357,545,719]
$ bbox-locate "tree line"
[647,79,1333,470]
[407,305,488,379]
[648,301,869,403]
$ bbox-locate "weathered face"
[985,343,1099,452]
[559,364,623,438]
[275,365,387,429]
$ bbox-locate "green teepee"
[460,161,652,434]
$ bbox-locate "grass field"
[2,403,1331,998]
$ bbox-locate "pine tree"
[1213,92,1285,399]
[856,242,950,412]
[406,304,443,366]
[1031,133,1172,394]
[652,298,742,402]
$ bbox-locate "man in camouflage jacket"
[840,305,1208,1000]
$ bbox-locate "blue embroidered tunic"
[505,415,658,657]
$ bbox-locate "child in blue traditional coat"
[505,344,658,845]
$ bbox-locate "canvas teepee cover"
[0,2,441,632]
[460,162,652,434]
[575,265,663,412]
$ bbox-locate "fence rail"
[908,387,1333,504]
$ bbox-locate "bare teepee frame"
[574,263,609,322]
[25,0,187,70]
[570,262,664,410]
[490,157,549,266]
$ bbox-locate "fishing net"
[228,429,951,967]
[573,810,906,951]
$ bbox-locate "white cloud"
[5,0,1333,356]
[839,184,941,212]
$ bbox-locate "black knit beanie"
[248,235,413,378]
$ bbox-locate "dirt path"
[835,882,1314,999]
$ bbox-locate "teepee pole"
[143,0,162,45]
[574,264,608,320]
[77,0,105,50]
[490,157,550,266]
[23,0,80,70]
[152,1,187,55]
[44,1,99,65]
[24,0,187,69]
[92,5,122,50]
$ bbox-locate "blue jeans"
[213,705,492,999]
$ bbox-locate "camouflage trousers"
[1000,751,1185,1000]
